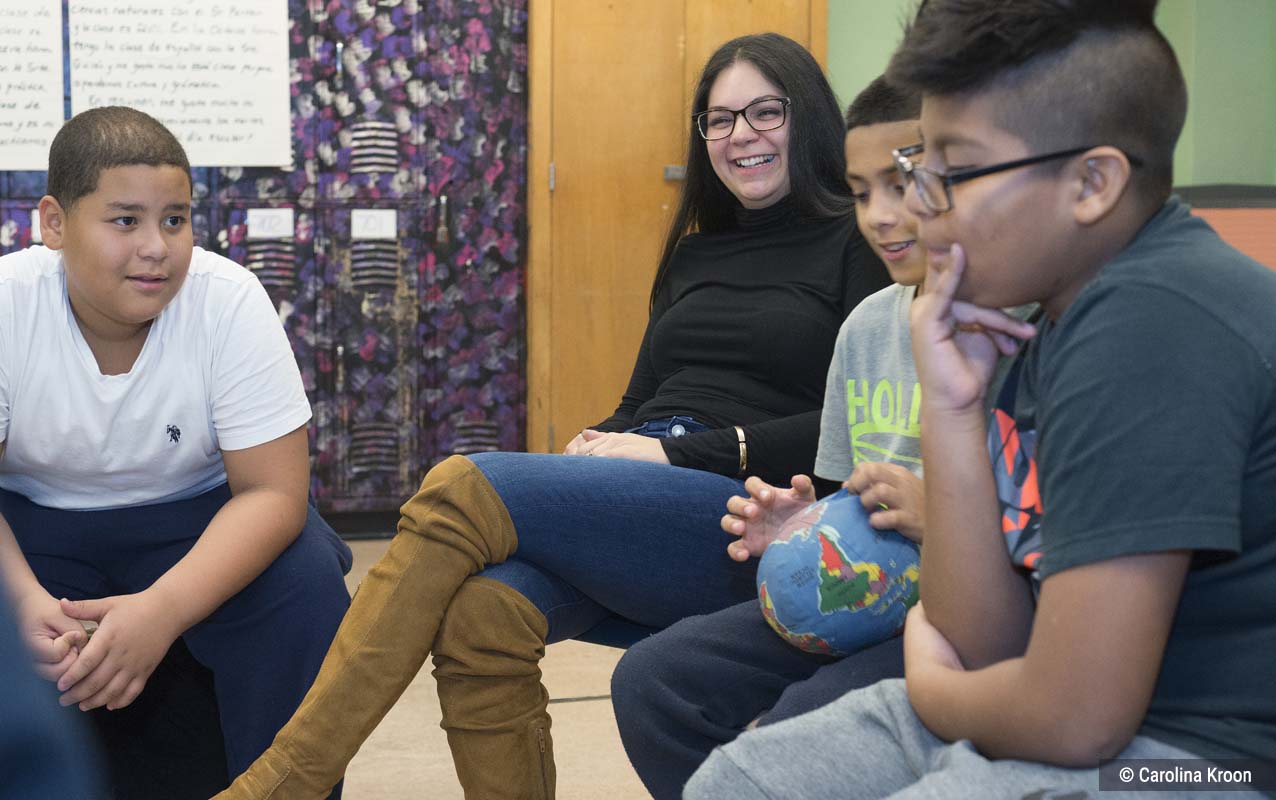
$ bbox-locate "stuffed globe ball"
[756,488,921,656]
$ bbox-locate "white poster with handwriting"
[68,1,291,167]
[0,1,64,171]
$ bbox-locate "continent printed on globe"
[760,582,836,654]
[817,529,919,614]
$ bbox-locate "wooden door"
[684,0,827,90]
[528,0,828,453]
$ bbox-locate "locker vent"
[350,120,400,174]
[350,422,400,473]
[350,241,400,291]
[244,240,298,288]
[451,420,501,456]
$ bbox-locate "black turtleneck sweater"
[592,197,891,488]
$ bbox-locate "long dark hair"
[649,33,852,306]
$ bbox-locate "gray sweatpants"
[684,679,1267,800]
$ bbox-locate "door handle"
[663,165,686,181]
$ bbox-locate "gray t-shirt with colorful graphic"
[815,283,922,482]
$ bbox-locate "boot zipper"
[537,726,549,799]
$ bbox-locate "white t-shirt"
[0,246,311,510]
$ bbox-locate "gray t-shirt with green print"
[814,283,923,483]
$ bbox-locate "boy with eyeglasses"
[684,1,1276,798]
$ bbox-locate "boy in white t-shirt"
[0,106,351,798]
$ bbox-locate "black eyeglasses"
[892,143,1145,213]
[694,97,791,141]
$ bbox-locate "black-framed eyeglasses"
[892,143,1145,213]
[694,97,791,141]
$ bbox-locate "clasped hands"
[563,428,670,463]
[19,586,184,712]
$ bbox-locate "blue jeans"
[466,450,756,644]
[0,485,352,798]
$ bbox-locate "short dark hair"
[651,33,850,305]
[47,106,191,210]
[845,76,922,131]
[886,0,1185,205]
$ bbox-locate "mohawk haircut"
[47,106,191,211]
[886,0,1186,205]
[845,76,922,132]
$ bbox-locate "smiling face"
[844,119,926,288]
[908,91,1088,315]
[704,60,792,210]
[41,164,194,344]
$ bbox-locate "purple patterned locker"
[416,0,529,465]
[214,203,325,491]
[310,0,425,204]
[315,203,429,511]
[420,242,525,466]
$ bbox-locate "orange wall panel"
[1192,208,1276,270]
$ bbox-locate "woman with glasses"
[217,32,889,800]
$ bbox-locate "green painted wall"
[826,0,1276,186]
[1161,0,1276,185]
[825,0,915,114]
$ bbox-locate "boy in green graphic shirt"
[733,74,930,552]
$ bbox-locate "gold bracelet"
[734,425,747,475]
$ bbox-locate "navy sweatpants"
[611,598,905,800]
[1,484,352,799]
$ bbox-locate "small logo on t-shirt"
[167,425,181,443]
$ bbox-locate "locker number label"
[351,209,398,240]
[247,208,296,240]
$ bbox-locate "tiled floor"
[339,539,652,799]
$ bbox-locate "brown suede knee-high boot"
[214,455,518,800]
[432,577,556,800]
